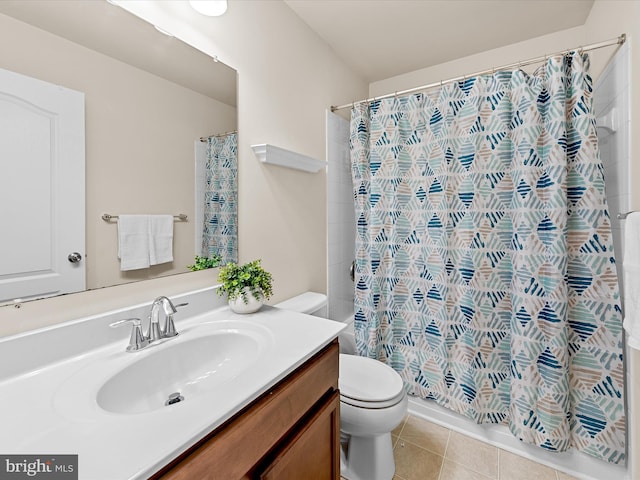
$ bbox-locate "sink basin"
[97,329,265,414]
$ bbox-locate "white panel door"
[0,67,85,303]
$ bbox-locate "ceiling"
[284,0,595,83]
[0,0,237,106]
[0,1,595,98]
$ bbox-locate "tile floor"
[343,414,581,480]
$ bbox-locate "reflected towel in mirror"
[149,215,174,266]
[117,215,174,271]
[118,215,150,271]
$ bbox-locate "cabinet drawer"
[155,340,339,480]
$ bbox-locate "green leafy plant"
[187,254,222,271]
[217,259,273,304]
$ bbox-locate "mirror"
[0,0,237,304]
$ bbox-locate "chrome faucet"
[110,296,188,352]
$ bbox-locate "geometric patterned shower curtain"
[202,132,237,265]
[350,52,625,464]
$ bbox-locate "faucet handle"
[109,317,149,352]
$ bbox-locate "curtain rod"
[199,130,237,142]
[331,34,626,112]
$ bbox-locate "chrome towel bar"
[102,213,188,222]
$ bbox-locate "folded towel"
[623,212,640,350]
[149,215,174,266]
[118,215,150,271]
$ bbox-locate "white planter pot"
[228,288,264,314]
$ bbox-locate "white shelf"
[251,144,326,173]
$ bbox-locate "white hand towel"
[623,212,640,349]
[149,215,174,266]
[118,215,150,271]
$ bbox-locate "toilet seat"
[339,354,405,409]
[340,390,405,409]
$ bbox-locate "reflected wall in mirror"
[0,0,237,304]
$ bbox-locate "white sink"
[97,329,265,414]
[52,320,274,419]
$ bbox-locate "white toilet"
[276,292,408,480]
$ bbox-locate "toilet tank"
[275,292,355,354]
[275,291,328,318]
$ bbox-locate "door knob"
[68,252,83,263]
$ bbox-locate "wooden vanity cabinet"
[153,340,340,480]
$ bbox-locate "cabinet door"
[259,391,340,480]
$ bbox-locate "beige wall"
[0,12,237,291]
[0,0,367,336]
[370,25,587,97]
[369,1,636,100]
[108,1,369,301]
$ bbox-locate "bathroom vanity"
[0,287,344,479]
[155,341,340,479]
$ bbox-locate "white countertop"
[0,305,344,479]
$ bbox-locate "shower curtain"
[350,52,625,463]
[202,132,238,264]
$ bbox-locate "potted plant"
[187,253,222,271]
[217,259,273,313]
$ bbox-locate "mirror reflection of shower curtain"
[201,132,237,264]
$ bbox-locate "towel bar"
[102,213,188,222]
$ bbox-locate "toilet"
[276,292,408,480]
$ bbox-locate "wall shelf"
[251,144,326,173]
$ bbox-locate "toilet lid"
[339,354,404,404]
